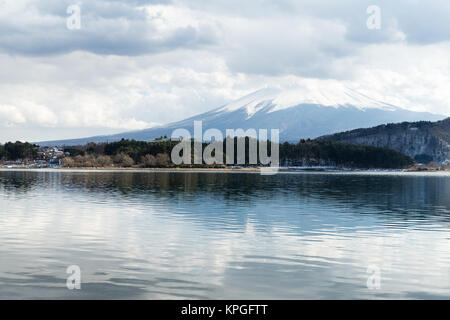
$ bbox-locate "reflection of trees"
[0,171,39,194]
[2,170,449,228]
[289,174,450,222]
[55,171,450,219]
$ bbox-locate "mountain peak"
[217,87,281,117]
[218,84,398,118]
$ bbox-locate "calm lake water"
[1,169,450,299]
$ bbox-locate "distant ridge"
[319,118,450,163]
[37,86,446,146]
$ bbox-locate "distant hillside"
[319,118,450,163]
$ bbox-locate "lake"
[1,169,450,299]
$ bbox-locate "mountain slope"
[319,118,450,163]
[38,86,446,146]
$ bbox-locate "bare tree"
[141,154,157,167]
[96,155,113,167]
[114,153,135,167]
[156,153,170,166]
[62,157,75,167]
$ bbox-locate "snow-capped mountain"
[38,86,446,146]
[217,85,396,115]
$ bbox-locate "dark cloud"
[175,0,450,77]
[0,0,449,83]
[182,0,450,45]
[0,0,215,56]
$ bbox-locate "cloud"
[215,15,352,78]
[0,0,217,56]
[0,0,449,142]
[181,0,450,44]
[0,105,27,125]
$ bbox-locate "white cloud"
[0,105,27,125]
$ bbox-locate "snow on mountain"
[218,84,396,117]
[38,86,446,146]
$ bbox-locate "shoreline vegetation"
[1,138,449,172]
[1,166,449,173]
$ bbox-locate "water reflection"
[0,170,450,299]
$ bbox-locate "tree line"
[60,138,413,169]
[280,139,414,169]
[0,141,39,161]
[61,139,180,168]
[1,138,414,169]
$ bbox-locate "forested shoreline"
[1,138,415,169]
[0,141,38,161]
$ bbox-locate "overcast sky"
[1,0,449,142]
